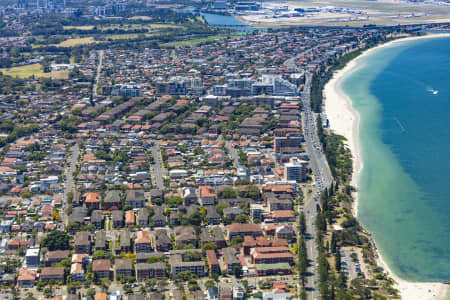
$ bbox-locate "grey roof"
[95,231,106,249]
[120,230,131,247]
[112,210,123,222]
[206,206,220,219]
[135,262,166,270]
[223,207,243,216]
[74,231,91,246]
[155,229,171,245]
[104,190,121,203]
[126,189,146,202]
[91,210,103,223]
[115,258,132,270]
[69,206,88,223]
[223,247,240,265]
[138,207,149,220]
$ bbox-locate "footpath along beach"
[323,33,450,300]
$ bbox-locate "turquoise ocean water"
[340,36,450,282]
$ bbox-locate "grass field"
[0,64,68,79]
[55,37,97,47]
[101,24,183,31]
[129,16,152,20]
[63,26,94,30]
[160,35,231,47]
[103,33,158,40]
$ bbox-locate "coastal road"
[300,72,334,300]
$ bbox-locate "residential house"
[91,210,103,228]
[206,250,220,275]
[112,210,123,228]
[137,208,149,227]
[169,253,205,277]
[74,231,91,254]
[115,259,133,279]
[206,206,221,225]
[84,192,100,210]
[223,207,243,220]
[92,259,111,279]
[250,247,294,265]
[153,229,171,252]
[104,190,121,210]
[268,210,295,222]
[199,226,226,249]
[125,210,135,226]
[120,230,132,253]
[136,262,167,280]
[175,226,197,247]
[25,248,40,267]
[70,263,85,281]
[40,267,65,282]
[223,248,241,275]
[45,250,69,266]
[135,230,152,253]
[182,187,198,205]
[226,223,263,240]
[152,206,166,227]
[95,231,107,251]
[200,186,215,205]
[18,267,36,287]
[126,189,146,208]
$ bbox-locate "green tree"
[167,196,183,208]
[42,230,70,251]
[235,214,248,224]
[86,288,96,297]
[183,251,203,262]
[233,265,243,278]
[335,251,341,272]
[299,212,306,235]
[331,232,337,253]
[188,211,202,226]
[229,235,243,246]
[202,242,218,252]
[205,280,215,288]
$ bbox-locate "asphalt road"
[92,50,104,100]
[300,72,333,300]
[225,140,243,169]
[150,141,167,190]
[62,142,79,226]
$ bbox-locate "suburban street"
[300,72,333,300]
[62,142,79,225]
[92,50,104,100]
[225,140,243,169]
[150,140,167,189]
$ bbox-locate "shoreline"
[323,33,450,300]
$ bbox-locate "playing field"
[0,64,68,79]
[55,37,97,47]
[160,35,231,47]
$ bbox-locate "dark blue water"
[342,36,450,282]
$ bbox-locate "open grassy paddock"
[54,37,97,47]
[0,63,69,79]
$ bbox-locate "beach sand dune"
[323,33,450,300]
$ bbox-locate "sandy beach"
[323,33,450,300]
